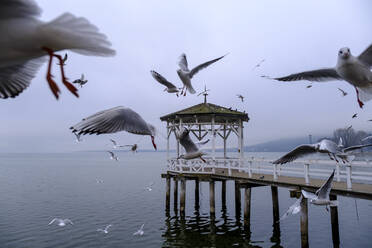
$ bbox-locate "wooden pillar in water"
[330,195,340,248]
[180,178,186,216]
[195,179,200,208]
[221,180,226,208]
[173,178,178,212]
[166,176,171,211]
[209,180,215,216]
[235,181,241,217]
[244,187,251,226]
[300,196,309,248]
[271,186,279,223]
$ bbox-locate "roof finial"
[197,84,210,104]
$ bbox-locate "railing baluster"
[273,163,278,181]
[304,163,309,185]
[346,164,352,190]
[336,163,340,182]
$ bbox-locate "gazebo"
[160,95,249,174]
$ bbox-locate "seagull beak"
[151,136,157,150]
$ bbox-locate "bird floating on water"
[48,218,73,227]
[0,0,115,99]
[70,106,157,150]
[302,170,337,211]
[177,53,226,96]
[97,224,112,234]
[133,224,145,236]
[271,43,372,108]
[272,139,372,164]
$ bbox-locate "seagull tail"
[39,13,115,57]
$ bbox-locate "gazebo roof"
[160,102,249,122]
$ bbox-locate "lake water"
[0,152,371,248]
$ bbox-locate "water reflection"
[162,208,264,248]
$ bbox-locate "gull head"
[338,47,351,60]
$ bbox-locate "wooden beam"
[271,186,279,223]
[173,178,178,212]
[180,178,186,216]
[235,181,241,218]
[221,180,226,208]
[166,176,171,211]
[300,197,309,248]
[210,180,215,216]
[244,187,251,226]
[195,179,200,209]
[330,195,340,248]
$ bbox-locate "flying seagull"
[279,196,303,222]
[272,139,372,164]
[110,139,119,149]
[338,88,348,96]
[123,144,138,153]
[272,44,372,108]
[107,151,118,161]
[178,128,207,162]
[97,224,112,234]
[0,0,115,99]
[70,106,157,150]
[352,113,358,119]
[150,70,180,96]
[302,170,337,211]
[48,218,73,227]
[237,94,244,102]
[72,74,88,88]
[177,53,226,96]
[252,59,265,70]
[133,224,145,236]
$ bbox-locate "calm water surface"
[0,152,371,248]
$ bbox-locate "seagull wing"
[189,54,226,79]
[70,106,154,136]
[274,68,342,82]
[358,43,372,67]
[0,58,45,99]
[139,224,145,231]
[107,151,114,156]
[105,224,112,231]
[48,218,58,225]
[279,196,302,221]
[64,219,73,225]
[196,139,210,147]
[110,139,117,146]
[178,53,189,71]
[272,144,317,164]
[343,143,372,153]
[316,170,335,199]
[301,190,317,200]
[0,0,41,20]
[179,129,199,153]
[150,70,178,89]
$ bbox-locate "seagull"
[133,224,145,236]
[70,106,157,150]
[252,59,265,70]
[97,224,112,234]
[259,175,265,180]
[352,113,358,119]
[237,94,244,102]
[48,218,73,227]
[177,128,207,162]
[279,196,302,222]
[302,170,337,211]
[74,132,82,142]
[338,88,348,96]
[272,44,372,108]
[150,70,180,96]
[110,139,119,149]
[347,125,353,131]
[72,74,88,88]
[107,151,118,161]
[144,182,155,191]
[306,84,312,88]
[272,139,372,164]
[177,53,226,96]
[0,0,115,100]
[123,144,138,153]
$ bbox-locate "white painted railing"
[166,156,372,190]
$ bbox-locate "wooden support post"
[165,176,171,212]
[235,181,241,218]
[180,178,186,216]
[209,180,215,216]
[221,180,226,208]
[244,187,251,226]
[300,197,309,248]
[330,195,340,248]
[195,179,200,209]
[271,186,279,223]
[346,164,352,190]
[173,178,178,212]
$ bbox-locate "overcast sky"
[2,0,372,153]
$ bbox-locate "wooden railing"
[166,156,372,189]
